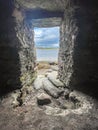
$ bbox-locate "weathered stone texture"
[15,19,36,87]
[16,0,66,11]
[0,1,21,95]
[0,1,36,95]
[32,18,62,27]
[58,9,78,87]
[58,2,98,96]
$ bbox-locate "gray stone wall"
[0,1,36,95]
[15,18,36,88]
[58,3,98,95]
[58,9,78,87]
[0,1,21,95]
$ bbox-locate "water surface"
[36,48,59,62]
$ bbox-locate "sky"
[34,27,60,48]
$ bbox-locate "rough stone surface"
[32,17,62,27]
[43,78,64,98]
[58,9,77,87]
[0,1,36,96]
[47,71,64,88]
[0,1,22,95]
[37,93,51,105]
[16,0,66,11]
[15,16,37,87]
[51,65,58,71]
[0,89,98,130]
[58,2,98,97]
[33,75,45,90]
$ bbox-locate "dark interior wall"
[59,1,98,97]
[0,0,36,96]
[72,6,98,97]
[0,0,21,95]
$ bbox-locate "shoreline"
[36,47,59,50]
[36,48,59,62]
[36,60,58,63]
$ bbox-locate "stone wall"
[58,2,98,96]
[0,1,36,96]
[58,9,78,87]
[15,16,37,88]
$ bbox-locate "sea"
[36,48,59,62]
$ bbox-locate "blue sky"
[34,27,60,48]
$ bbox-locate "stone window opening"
[29,16,62,75]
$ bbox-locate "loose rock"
[47,71,64,88]
[33,75,45,90]
[37,93,51,105]
[69,91,77,102]
[51,65,58,71]
[43,78,64,98]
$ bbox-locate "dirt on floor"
[37,61,58,75]
[0,63,98,130]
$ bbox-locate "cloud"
[34,29,43,38]
[34,27,60,48]
[52,43,59,47]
